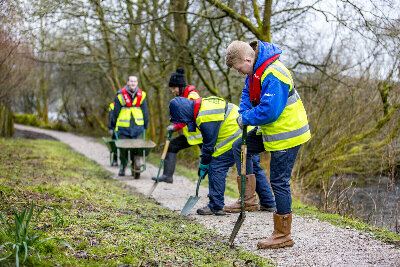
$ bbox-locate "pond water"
[296,175,400,234]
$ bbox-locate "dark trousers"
[119,134,140,168]
[232,128,300,215]
[167,134,202,153]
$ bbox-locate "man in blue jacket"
[111,76,149,177]
[225,40,311,249]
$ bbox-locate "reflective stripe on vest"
[116,91,147,131]
[196,98,241,157]
[263,124,309,142]
[259,60,311,151]
[181,87,202,145]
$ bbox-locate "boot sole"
[257,240,294,249]
[223,205,260,213]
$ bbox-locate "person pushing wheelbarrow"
[110,75,149,177]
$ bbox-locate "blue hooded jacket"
[239,41,289,126]
[170,97,221,165]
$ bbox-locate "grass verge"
[0,138,273,266]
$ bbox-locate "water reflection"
[297,175,400,233]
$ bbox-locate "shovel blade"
[228,212,246,247]
[180,196,200,216]
[146,181,158,198]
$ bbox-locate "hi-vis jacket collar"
[121,86,142,107]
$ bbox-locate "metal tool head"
[228,212,246,247]
[180,196,200,216]
[146,181,158,198]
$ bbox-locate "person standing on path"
[152,67,203,183]
[225,40,311,249]
[111,75,149,176]
[169,96,276,215]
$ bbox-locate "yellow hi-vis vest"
[196,97,242,157]
[258,60,311,151]
[116,90,146,131]
[182,89,203,145]
[109,102,114,112]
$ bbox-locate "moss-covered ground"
[0,138,273,266]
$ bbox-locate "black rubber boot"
[112,154,118,166]
[152,152,177,183]
[119,152,126,176]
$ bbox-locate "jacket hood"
[253,41,282,71]
[169,97,196,131]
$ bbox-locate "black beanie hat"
[169,67,186,87]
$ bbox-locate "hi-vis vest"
[196,97,242,157]
[250,59,311,151]
[109,102,114,112]
[181,86,203,145]
[116,87,146,131]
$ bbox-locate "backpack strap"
[249,54,280,107]
[193,97,202,127]
[135,88,142,107]
[183,85,197,98]
[121,87,132,107]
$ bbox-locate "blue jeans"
[252,154,276,208]
[233,128,300,215]
[207,149,269,211]
[207,149,235,211]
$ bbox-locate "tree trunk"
[0,105,14,137]
[172,0,189,69]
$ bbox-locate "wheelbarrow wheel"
[131,156,141,179]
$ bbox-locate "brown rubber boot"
[223,174,260,213]
[257,213,294,249]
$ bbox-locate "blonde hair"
[225,40,255,68]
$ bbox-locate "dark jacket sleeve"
[111,95,121,129]
[108,109,114,129]
[199,121,222,165]
[141,98,149,130]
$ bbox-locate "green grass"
[148,151,400,248]
[291,199,400,247]
[0,138,273,266]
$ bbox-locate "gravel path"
[14,124,400,267]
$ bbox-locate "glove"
[167,125,175,133]
[236,114,244,129]
[108,129,114,137]
[198,162,209,180]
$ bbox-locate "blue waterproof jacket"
[111,86,149,138]
[239,41,289,126]
[170,97,220,165]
